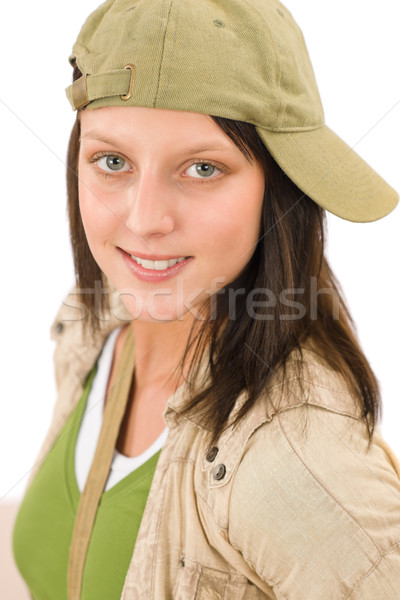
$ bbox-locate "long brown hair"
[66,93,381,444]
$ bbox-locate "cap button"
[206,447,219,462]
[213,464,226,481]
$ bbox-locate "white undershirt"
[75,327,168,492]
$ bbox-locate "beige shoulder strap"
[68,324,135,599]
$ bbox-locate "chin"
[117,296,186,324]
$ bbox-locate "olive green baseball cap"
[66,0,398,223]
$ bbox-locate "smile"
[129,254,186,271]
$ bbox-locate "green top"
[13,366,160,600]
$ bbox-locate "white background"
[0,0,399,502]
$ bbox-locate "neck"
[130,312,199,389]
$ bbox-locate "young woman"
[13,0,400,598]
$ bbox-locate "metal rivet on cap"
[206,447,219,462]
[213,19,225,28]
[55,322,64,334]
[180,557,185,567]
[213,464,226,481]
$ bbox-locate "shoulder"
[47,283,128,448]
[50,283,129,388]
[226,347,400,597]
[27,284,130,487]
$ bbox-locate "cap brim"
[257,124,398,222]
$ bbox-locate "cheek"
[225,180,264,273]
[78,188,99,247]
[209,179,264,254]
[235,176,265,250]
[191,183,264,288]
[78,175,121,247]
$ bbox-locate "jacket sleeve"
[228,404,400,599]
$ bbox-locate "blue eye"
[187,163,220,179]
[96,154,131,172]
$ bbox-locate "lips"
[119,248,192,282]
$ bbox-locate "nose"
[124,173,175,239]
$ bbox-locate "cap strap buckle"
[65,67,135,110]
[71,74,89,110]
[121,64,136,101]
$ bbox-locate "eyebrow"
[80,130,233,155]
[80,131,116,145]
[180,144,233,154]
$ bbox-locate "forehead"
[81,106,216,136]
[79,106,242,154]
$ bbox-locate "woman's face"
[78,107,265,322]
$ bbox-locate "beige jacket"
[32,290,400,599]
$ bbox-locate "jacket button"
[213,464,226,481]
[206,447,219,462]
[55,321,64,334]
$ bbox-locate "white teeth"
[154,260,169,271]
[142,259,156,269]
[130,255,185,270]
